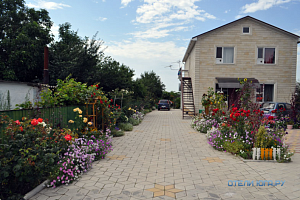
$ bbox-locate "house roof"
[182,16,300,62]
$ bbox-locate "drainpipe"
[43,46,49,84]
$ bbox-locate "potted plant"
[287,120,294,129]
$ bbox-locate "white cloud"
[97,17,108,21]
[224,9,231,14]
[235,15,245,20]
[130,0,215,39]
[241,0,292,13]
[26,0,70,10]
[136,0,216,24]
[121,0,134,7]
[51,24,59,40]
[130,22,189,39]
[105,39,185,91]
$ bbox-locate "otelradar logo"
[228,180,285,186]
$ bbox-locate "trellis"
[85,96,104,130]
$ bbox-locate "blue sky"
[25,0,300,92]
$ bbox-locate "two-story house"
[181,16,300,116]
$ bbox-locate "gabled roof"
[183,16,300,62]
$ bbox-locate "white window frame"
[215,46,235,64]
[242,27,250,34]
[256,47,276,65]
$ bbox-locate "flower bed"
[0,115,113,200]
[192,79,295,163]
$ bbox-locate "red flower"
[234,113,240,117]
[247,110,250,113]
[271,109,277,113]
[246,113,249,117]
[15,120,20,125]
[232,104,235,107]
[230,113,234,118]
[232,107,238,112]
[55,141,57,143]
[64,134,72,141]
[20,126,23,132]
[100,100,103,104]
[241,113,245,116]
[283,108,286,111]
[116,104,118,107]
[222,111,225,115]
[105,100,107,103]
[108,105,111,108]
[37,118,43,123]
[96,85,99,88]
[31,119,38,126]
[91,95,93,98]
[111,99,113,103]
[268,116,274,120]
[212,113,215,116]
[93,93,96,95]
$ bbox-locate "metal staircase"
[181,77,195,119]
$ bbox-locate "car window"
[263,103,275,109]
[278,104,285,110]
[159,100,168,104]
[286,104,291,110]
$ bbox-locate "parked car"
[260,102,292,116]
[158,99,170,111]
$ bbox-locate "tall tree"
[0,0,53,82]
[49,23,104,85]
[137,71,165,100]
[94,56,135,93]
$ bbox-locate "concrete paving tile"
[28,110,300,200]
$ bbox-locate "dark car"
[158,99,170,111]
[260,102,291,116]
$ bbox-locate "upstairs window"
[216,47,234,64]
[243,27,250,34]
[257,47,275,64]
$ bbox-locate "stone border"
[240,157,277,163]
[23,180,48,200]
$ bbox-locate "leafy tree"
[0,0,53,82]
[137,71,165,104]
[94,56,135,93]
[49,23,104,85]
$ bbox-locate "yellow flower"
[128,107,131,110]
[73,108,78,112]
[88,122,93,126]
[79,115,82,118]
[78,110,82,114]
[244,78,247,82]
[83,117,88,123]
[68,120,74,123]
[110,112,113,115]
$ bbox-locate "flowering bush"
[191,116,217,133]
[193,79,294,162]
[47,131,112,188]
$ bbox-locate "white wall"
[0,82,40,110]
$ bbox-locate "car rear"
[158,100,170,111]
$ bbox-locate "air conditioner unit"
[257,58,263,64]
[216,58,223,64]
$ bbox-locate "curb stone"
[23,180,48,200]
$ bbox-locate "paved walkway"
[31,109,300,200]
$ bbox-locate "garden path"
[30,109,300,200]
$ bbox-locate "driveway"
[31,109,300,200]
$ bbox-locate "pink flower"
[15,120,20,125]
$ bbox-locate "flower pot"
[287,125,293,129]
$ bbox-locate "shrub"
[119,123,133,131]
[111,127,125,137]
[223,140,244,154]
[128,117,140,126]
